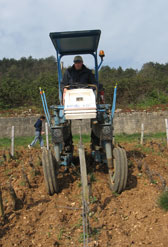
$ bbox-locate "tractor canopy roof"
[49,29,101,56]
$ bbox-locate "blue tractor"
[41,30,128,196]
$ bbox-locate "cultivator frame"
[40,29,128,197]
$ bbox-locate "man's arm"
[61,69,70,90]
[89,70,97,85]
[34,119,40,128]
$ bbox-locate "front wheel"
[107,147,128,194]
[42,148,59,195]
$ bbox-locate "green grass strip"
[0,132,166,149]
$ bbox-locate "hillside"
[0,57,168,111]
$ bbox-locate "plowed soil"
[0,141,168,247]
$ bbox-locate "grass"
[0,136,36,148]
[57,228,65,240]
[158,191,168,211]
[73,134,91,144]
[4,168,12,177]
[0,132,166,150]
[135,144,154,154]
[72,219,83,229]
[19,180,26,186]
[0,134,90,149]
[90,196,98,204]
[89,173,96,183]
[115,133,140,143]
[90,227,100,237]
[115,132,167,143]
[151,179,158,185]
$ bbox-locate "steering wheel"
[64,83,97,91]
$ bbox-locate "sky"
[0,0,168,69]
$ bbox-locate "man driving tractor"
[61,55,96,92]
[61,55,98,151]
[61,55,105,104]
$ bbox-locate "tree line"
[0,56,168,109]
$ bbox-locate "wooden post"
[0,188,4,219]
[11,126,14,157]
[140,123,144,145]
[165,119,168,148]
[45,122,49,150]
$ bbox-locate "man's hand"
[63,88,68,93]
[41,131,45,135]
[63,88,68,105]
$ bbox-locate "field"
[0,134,168,247]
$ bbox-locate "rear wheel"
[107,147,128,193]
[42,148,59,195]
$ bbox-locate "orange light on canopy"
[99,50,105,58]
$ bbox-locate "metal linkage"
[43,90,51,122]
[56,53,63,103]
[78,123,89,247]
[82,197,89,247]
[39,87,51,127]
[111,83,117,119]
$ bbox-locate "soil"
[0,141,168,247]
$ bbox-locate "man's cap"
[73,55,83,63]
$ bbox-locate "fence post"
[0,188,4,219]
[45,122,49,150]
[11,126,14,157]
[165,119,168,148]
[140,123,144,145]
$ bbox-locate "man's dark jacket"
[34,119,42,132]
[61,65,96,89]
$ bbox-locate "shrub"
[158,191,168,211]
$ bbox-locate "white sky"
[0,0,168,69]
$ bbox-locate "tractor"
[40,29,128,196]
